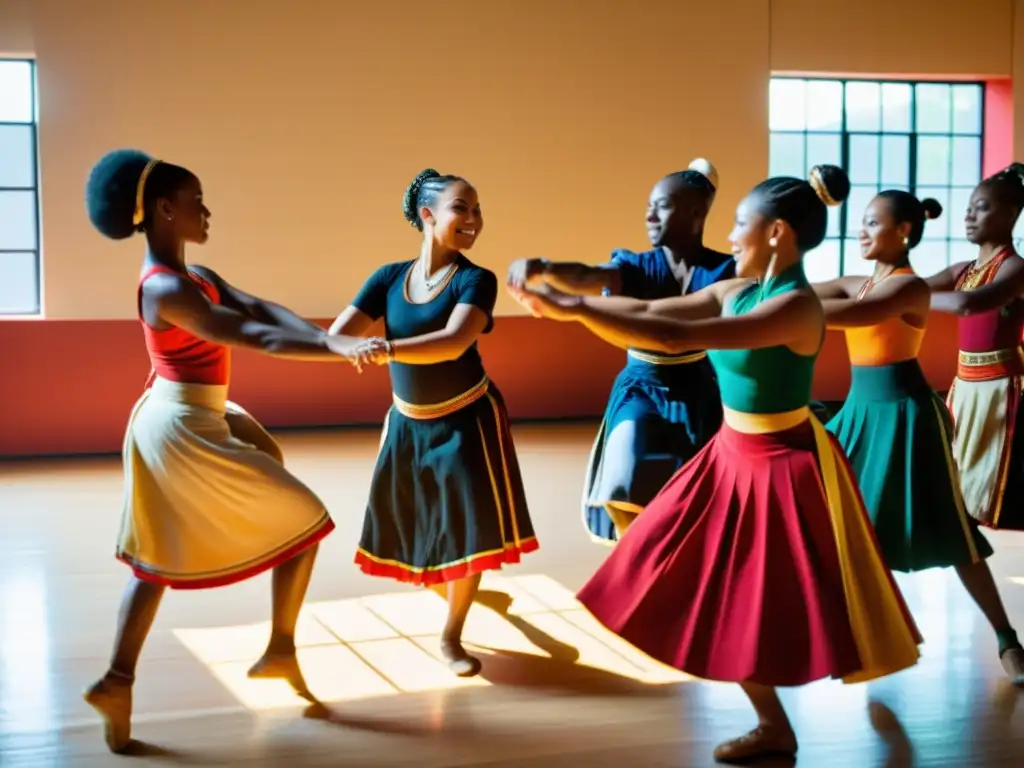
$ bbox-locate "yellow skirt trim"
[393,377,489,420]
[809,416,922,683]
[626,349,708,365]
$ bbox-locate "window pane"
[0,61,33,123]
[916,136,952,186]
[910,240,948,275]
[846,185,880,235]
[881,83,912,132]
[952,85,983,134]
[0,190,37,250]
[0,250,38,314]
[806,238,840,282]
[769,133,805,178]
[770,79,806,131]
[806,80,842,132]
[951,136,981,186]
[849,135,880,184]
[948,187,972,239]
[842,240,872,276]
[880,135,910,187]
[949,239,976,267]
[845,81,881,132]
[916,83,952,133]
[0,124,35,188]
[806,133,841,168]
[916,187,951,239]
[827,204,841,238]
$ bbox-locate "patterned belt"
[627,349,707,366]
[392,377,489,419]
[956,348,1024,382]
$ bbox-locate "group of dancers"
[77,147,1023,763]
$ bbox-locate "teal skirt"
[826,360,993,572]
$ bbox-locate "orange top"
[139,265,230,386]
[844,267,926,367]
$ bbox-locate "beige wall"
[10,0,1020,319]
[0,0,32,57]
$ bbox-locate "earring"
[769,237,778,248]
[902,237,909,246]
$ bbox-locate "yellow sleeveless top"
[844,268,926,367]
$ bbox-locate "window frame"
[0,57,41,316]
[769,75,986,278]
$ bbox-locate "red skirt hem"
[576,422,872,687]
[354,538,540,586]
[117,518,335,590]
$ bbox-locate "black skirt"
[354,380,538,585]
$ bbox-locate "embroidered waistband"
[627,349,708,366]
[956,348,1024,382]
[392,377,489,420]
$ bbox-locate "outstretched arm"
[189,265,328,335]
[148,273,371,365]
[382,304,490,364]
[930,258,1024,315]
[509,278,817,354]
[507,258,621,296]
[810,276,858,300]
[924,261,970,293]
[821,275,929,329]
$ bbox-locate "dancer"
[510,164,922,763]
[82,149,368,752]
[328,168,537,677]
[816,190,1023,685]
[507,159,734,543]
[927,164,1024,531]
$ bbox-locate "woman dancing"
[927,164,1024,532]
[82,150,369,752]
[328,169,537,676]
[510,165,922,763]
[507,159,734,543]
[816,190,1023,685]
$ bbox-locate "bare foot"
[440,638,482,677]
[1001,646,1024,686]
[712,724,798,763]
[248,652,315,701]
[82,674,133,753]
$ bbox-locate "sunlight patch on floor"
[173,573,689,711]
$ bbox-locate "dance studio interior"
[2,0,1024,765]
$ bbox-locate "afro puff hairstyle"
[85,149,195,240]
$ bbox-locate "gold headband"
[808,167,837,207]
[132,158,162,227]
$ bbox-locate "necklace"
[857,261,910,301]
[422,260,455,290]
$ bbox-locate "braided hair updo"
[85,149,196,240]
[749,164,850,252]
[875,190,942,249]
[402,168,466,231]
[663,157,719,203]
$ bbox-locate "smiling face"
[646,179,705,248]
[421,180,482,251]
[858,196,908,262]
[727,194,780,278]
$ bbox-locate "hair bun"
[808,164,850,207]
[921,197,943,220]
[687,158,719,190]
[402,168,441,226]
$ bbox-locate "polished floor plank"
[1,422,1022,766]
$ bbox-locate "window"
[769,77,984,282]
[0,59,40,315]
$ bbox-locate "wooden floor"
[1,422,1022,767]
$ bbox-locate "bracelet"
[385,340,395,359]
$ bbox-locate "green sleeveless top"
[707,262,821,414]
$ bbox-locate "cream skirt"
[116,377,335,589]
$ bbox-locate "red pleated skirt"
[576,419,922,688]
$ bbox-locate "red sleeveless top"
[139,265,231,386]
[953,247,1024,353]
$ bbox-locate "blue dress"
[350,255,538,585]
[583,246,735,543]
